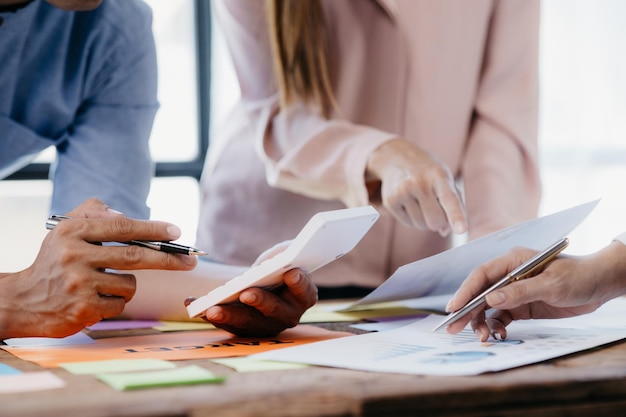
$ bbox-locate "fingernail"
[167,224,182,239]
[207,309,224,322]
[241,292,257,304]
[445,299,454,312]
[293,272,303,284]
[492,331,503,341]
[453,221,466,234]
[488,291,506,306]
[474,329,482,340]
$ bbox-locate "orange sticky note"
[1,325,352,368]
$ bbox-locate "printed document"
[254,298,626,376]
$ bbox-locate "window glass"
[145,0,200,162]
[33,0,200,164]
[539,0,626,255]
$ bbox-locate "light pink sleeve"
[214,0,394,208]
[462,0,541,238]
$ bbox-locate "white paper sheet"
[0,371,66,393]
[3,331,95,347]
[255,298,626,376]
[344,200,599,310]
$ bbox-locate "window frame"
[6,0,211,181]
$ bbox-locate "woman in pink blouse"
[198,0,541,297]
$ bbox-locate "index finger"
[434,182,467,235]
[54,216,182,243]
[446,249,533,313]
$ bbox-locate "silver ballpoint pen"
[432,237,569,332]
[46,214,208,256]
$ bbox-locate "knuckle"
[121,245,144,266]
[509,284,529,300]
[405,175,428,193]
[126,274,137,289]
[63,271,89,293]
[160,254,180,269]
[111,216,135,237]
[57,245,81,266]
[67,300,95,323]
[108,300,126,318]
[85,197,105,210]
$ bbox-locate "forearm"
[122,261,248,321]
[0,270,33,340]
[0,273,14,339]
[263,110,394,207]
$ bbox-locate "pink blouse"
[197,0,541,288]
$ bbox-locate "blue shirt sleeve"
[48,2,158,219]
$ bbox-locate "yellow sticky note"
[211,357,310,372]
[61,358,175,375]
[152,321,216,332]
[96,365,225,391]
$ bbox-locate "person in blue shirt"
[0,0,318,339]
[0,0,156,219]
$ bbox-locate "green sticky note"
[211,357,310,372]
[96,365,226,391]
[152,321,216,332]
[61,359,175,375]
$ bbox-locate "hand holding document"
[186,206,379,318]
[343,200,599,311]
[254,298,626,376]
[432,237,570,332]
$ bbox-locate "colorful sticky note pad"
[96,365,225,391]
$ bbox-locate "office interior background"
[1,0,625,272]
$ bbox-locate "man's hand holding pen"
[47,215,208,256]
[0,198,197,340]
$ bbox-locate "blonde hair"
[265,0,338,118]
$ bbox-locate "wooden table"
[2,323,626,417]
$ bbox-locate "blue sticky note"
[0,363,22,376]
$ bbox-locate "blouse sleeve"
[213,0,394,208]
